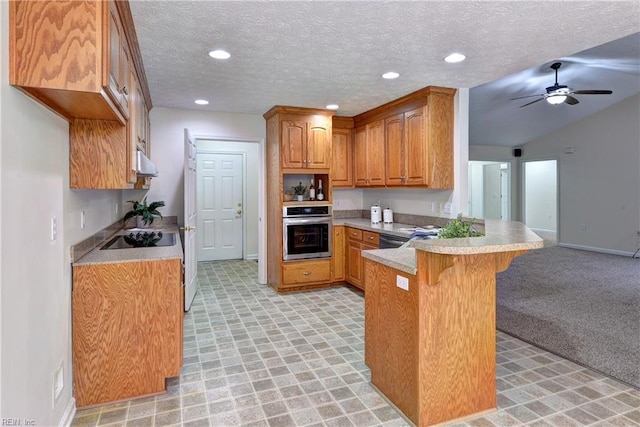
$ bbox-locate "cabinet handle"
[368,236,374,240]
[121,86,129,95]
[303,271,311,276]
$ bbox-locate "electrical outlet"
[334,200,340,208]
[580,224,587,231]
[80,211,86,229]
[396,275,409,291]
[115,202,119,216]
[443,202,452,215]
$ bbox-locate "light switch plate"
[396,275,409,291]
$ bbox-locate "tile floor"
[72,260,640,427]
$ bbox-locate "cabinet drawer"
[347,228,363,241]
[363,231,379,246]
[282,260,331,285]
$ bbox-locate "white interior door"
[483,163,502,219]
[197,152,243,261]
[183,129,198,311]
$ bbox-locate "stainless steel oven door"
[283,217,332,261]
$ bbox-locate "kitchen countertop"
[361,219,543,274]
[73,226,183,266]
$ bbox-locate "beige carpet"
[496,246,640,388]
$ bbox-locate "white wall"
[146,107,265,257]
[523,160,557,231]
[522,94,640,254]
[469,145,520,220]
[1,4,125,422]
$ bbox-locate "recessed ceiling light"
[326,104,339,110]
[444,53,466,63]
[208,49,230,60]
[194,99,209,105]
[382,72,400,79]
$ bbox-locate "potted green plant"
[124,198,165,228]
[439,214,485,238]
[292,182,307,201]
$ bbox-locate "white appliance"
[371,205,381,224]
[383,208,393,224]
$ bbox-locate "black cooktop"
[101,231,176,249]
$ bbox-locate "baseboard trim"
[559,243,634,257]
[59,397,76,427]
[246,253,258,260]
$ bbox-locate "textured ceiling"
[129,1,640,145]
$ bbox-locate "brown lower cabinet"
[281,259,331,290]
[72,259,183,407]
[346,227,379,290]
[332,226,346,282]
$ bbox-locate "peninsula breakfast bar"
[362,220,543,426]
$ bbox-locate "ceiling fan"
[512,62,613,108]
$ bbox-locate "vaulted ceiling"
[129,1,640,146]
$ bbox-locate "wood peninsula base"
[364,248,528,426]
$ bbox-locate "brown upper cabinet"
[9,0,150,124]
[331,116,354,188]
[354,120,385,187]
[354,86,456,189]
[280,117,331,170]
[11,0,153,190]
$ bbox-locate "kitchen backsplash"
[333,210,485,230]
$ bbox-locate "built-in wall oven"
[283,205,332,261]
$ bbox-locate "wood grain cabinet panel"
[280,119,331,170]
[345,227,378,291]
[332,226,346,282]
[384,113,405,186]
[282,259,331,286]
[72,259,183,407]
[331,128,353,187]
[354,121,385,187]
[10,0,132,122]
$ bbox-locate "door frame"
[193,134,266,284]
[196,150,247,261]
[521,158,560,241]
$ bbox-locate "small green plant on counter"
[438,214,485,238]
[124,198,165,226]
[292,182,307,196]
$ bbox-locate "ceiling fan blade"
[565,96,579,105]
[511,94,545,100]
[519,98,545,108]
[571,90,613,95]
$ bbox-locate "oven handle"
[283,217,332,225]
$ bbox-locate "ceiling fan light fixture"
[546,95,567,105]
[382,71,400,79]
[444,53,466,63]
[326,104,339,110]
[194,99,209,105]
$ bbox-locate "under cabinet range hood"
[137,151,158,177]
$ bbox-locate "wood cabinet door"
[367,120,386,186]
[332,226,345,281]
[281,121,306,169]
[306,122,331,169]
[126,69,139,184]
[385,114,405,186]
[106,1,124,109]
[346,240,362,288]
[404,106,427,186]
[354,126,369,186]
[331,129,353,187]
